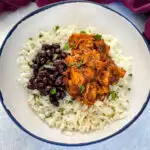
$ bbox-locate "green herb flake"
[33,94,40,99]
[29,37,33,40]
[27,62,31,66]
[119,85,123,88]
[70,43,75,49]
[77,60,83,69]
[53,54,58,60]
[94,34,102,40]
[80,30,86,34]
[128,88,131,91]
[129,73,132,77]
[63,74,67,77]
[39,34,43,38]
[58,108,64,112]
[47,62,53,66]
[50,88,56,95]
[80,85,85,93]
[70,62,76,67]
[55,25,60,31]
[68,99,73,104]
[110,91,118,100]
[63,43,69,50]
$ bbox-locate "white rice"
[17,25,132,133]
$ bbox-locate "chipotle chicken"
[63,33,126,106]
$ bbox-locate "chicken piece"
[68,33,94,49]
[82,50,101,68]
[97,71,110,86]
[78,39,94,50]
[82,67,95,82]
[97,85,109,95]
[64,55,78,66]
[70,67,85,86]
[83,82,98,105]
[67,80,80,97]
[64,68,85,97]
[118,67,126,78]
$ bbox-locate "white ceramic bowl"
[0,1,150,146]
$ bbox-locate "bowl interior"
[0,1,150,145]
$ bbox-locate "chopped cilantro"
[27,62,31,66]
[80,30,86,34]
[80,85,85,93]
[68,99,73,104]
[129,73,132,77]
[53,54,58,60]
[55,25,60,31]
[77,60,83,69]
[50,88,56,95]
[33,94,40,99]
[58,108,64,112]
[39,34,43,38]
[70,43,75,49]
[63,43,69,50]
[128,88,131,91]
[110,91,118,100]
[29,37,33,40]
[94,34,102,40]
[47,62,53,66]
[119,85,123,88]
[70,62,76,67]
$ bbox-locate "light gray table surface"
[0,2,149,150]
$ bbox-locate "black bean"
[37,76,42,82]
[50,99,59,107]
[46,49,52,56]
[53,71,59,78]
[38,71,44,77]
[31,64,39,70]
[39,67,45,72]
[53,59,63,66]
[57,86,64,91]
[49,74,55,80]
[42,44,51,51]
[52,43,60,49]
[48,66,56,72]
[57,65,64,73]
[40,51,47,57]
[45,85,52,92]
[43,77,48,84]
[35,57,40,64]
[55,92,61,99]
[51,48,55,54]
[55,76,63,86]
[55,48,61,54]
[60,92,66,99]
[40,70,48,76]
[27,83,34,89]
[48,80,53,85]
[40,90,48,96]
[40,57,46,64]
[38,82,44,89]
[29,76,35,82]
[33,79,38,87]
[33,69,38,75]
[60,52,67,58]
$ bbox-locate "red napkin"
[0,0,150,43]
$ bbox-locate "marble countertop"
[0,2,150,150]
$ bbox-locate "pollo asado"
[63,33,126,106]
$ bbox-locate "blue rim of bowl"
[0,0,150,147]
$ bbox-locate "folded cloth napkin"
[0,0,149,42]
